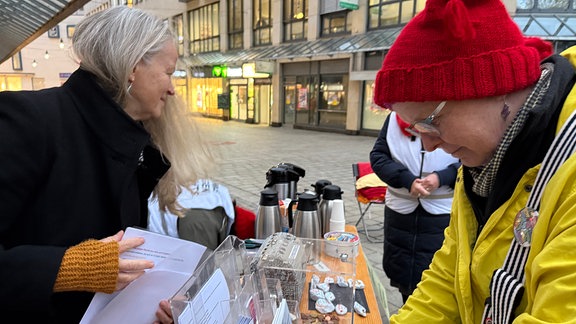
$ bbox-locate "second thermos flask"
[255,188,282,239]
[290,192,321,239]
[318,185,343,235]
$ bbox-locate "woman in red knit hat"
[374,0,576,322]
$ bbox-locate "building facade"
[127,0,416,135]
[0,11,85,91]
[2,0,575,136]
[133,0,575,135]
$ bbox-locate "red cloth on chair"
[232,205,256,239]
[355,162,387,203]
[357,162,374,177]
[358,187,387,203]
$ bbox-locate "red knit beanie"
[373,0,553,106]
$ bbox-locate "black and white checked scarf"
[481,82,576,324]
[469,65,553,197]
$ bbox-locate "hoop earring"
[127,81,133,95]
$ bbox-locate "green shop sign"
[339,0,359,10]
[212,65,228,78]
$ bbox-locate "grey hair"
[72,7,216,216]
[71,6,174,105]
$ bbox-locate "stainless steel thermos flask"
[317,185,343,235]
[289,192,321,239]
[255,188,282,239]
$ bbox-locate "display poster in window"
[328,92,341,106]
[298,88,308,110]
[196,89,203,109]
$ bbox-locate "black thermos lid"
[296,192,318,211]
[312,179,332,195]
[322,185,343,200]
[259,188,279,206]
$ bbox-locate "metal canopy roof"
[513,13,576,40]
[183,13,576,68]
[184,27,402,67]
[0,0,91,64]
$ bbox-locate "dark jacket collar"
[62,69,150,161]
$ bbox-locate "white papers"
[272,299,293,324]
[177,268,231,324]
[80,227,207,324]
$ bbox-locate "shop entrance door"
[255,84,271,125]
[230,85,248,121]
[283,78,296,124]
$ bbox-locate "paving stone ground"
[194,117,403,322]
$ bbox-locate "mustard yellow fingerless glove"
[54,239,119,293]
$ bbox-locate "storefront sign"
[227,67,243,78]
[230,78,248,85]
[191,66,212,78]
[192,71,205,78]
[339,0,359,10]
[242,63,271,78]
[173,70,187,78]
[212,65,227,78]
[255,61,274,74]
[254,78,272,85]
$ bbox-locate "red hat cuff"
[374,45,543,105]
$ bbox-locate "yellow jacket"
[391,47,576,323]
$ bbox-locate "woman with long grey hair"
[0,6,213,323]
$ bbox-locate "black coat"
[0,69,169,323]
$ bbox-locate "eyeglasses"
[405,101,447,137]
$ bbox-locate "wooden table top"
[297,225,382,323]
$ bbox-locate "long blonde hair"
[73,6,216,216]
[144,96,216,216]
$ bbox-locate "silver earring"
[127,81,133,94]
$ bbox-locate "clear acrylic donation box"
[169,232,360,323]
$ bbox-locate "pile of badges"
[308,274,367,318]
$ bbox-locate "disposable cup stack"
[329,199,346,232]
